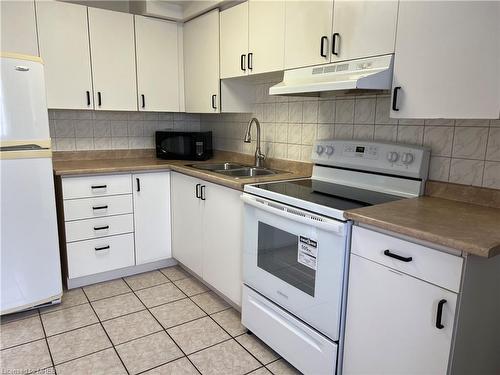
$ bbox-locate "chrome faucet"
[244,117,266,168]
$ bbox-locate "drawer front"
[62,174,132,199]
[64,195,133,221]
[65,214,134,242]
[67,233,135,278]
[351,226,463,292]
[242,286,338,375]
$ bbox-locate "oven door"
[241,193,349,340]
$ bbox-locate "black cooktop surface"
[253,179,404,211]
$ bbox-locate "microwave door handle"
[240,194,344,235]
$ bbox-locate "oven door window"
[257,222,316,297]
[160,136,190,156]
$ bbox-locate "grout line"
[37,312,57,374]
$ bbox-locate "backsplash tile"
[200,81,500,190]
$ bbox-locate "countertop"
[344,196,500,258]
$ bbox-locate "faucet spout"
[244,118,266,168]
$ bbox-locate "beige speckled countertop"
[344,196,500,258]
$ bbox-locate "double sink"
[189,162,286,179]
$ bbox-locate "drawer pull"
[92,205,108,210]
[95,245,110,251]
[436,299,447,329]
[383,249,412,262]
[93,225,109,231]
[91,185,107,190]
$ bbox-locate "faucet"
[244,117,266,168]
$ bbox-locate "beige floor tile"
[266,359,302,375]
[236,333,279,365]
[173,277,209,297]
[189,339,260,375]
[0,309,39,325]
[135,283,186,308]
[167,316,230,355]
[103,310,162,345]
[0,316,44,350]
[47,323,111,364]
[124,271,169,291]
[211,308,247,337]
[249,367,273,375]
[83,279,131,301]
[160,266,190,282]
[115,331,183,375]
[142,357,198,375]
[190,291,230,314]
[0,339,52,373]
[41,303,98,336]
[150,298,206,329]
[91,292,144,321]
[40,288,88,314]
[55,347,127,375]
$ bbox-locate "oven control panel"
[312,140,430,179]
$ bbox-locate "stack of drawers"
[62,174,135,279]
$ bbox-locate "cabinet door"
[183,9,220,113]
[343,254,457,375]
[36,1,93,110]
[0,0,38,56]
[331,0,397,62]
[133,172,172,265]
[220,2,248,79]
[284,0,333,69]
[248,0,285,75]
[135,16,180,112]
[202,181,243,306]
[171,172,203,276]
[391,1,500,119]
[88,7,137,111]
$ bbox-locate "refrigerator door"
[0,53,50,142]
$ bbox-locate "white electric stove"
[241,140,430,375]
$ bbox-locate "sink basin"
[189,162,246,171]
[217,167,279,178]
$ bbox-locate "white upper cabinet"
[88,7,137,111]
[0,0,38,56]
[36,1,93,110]
[391,1,500,119]
[220,2,248,79]
[284,0,333,69]
[135,16,180,112]
[331,0,398,62]
[248,0,285,75]
[184,9,220,113]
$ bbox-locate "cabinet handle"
[211,94,217,110]
[86,91,91,106]
[136,178,141,192]
[436,299,447,329]
[97,91,102,107]
[383,249,412,262]
[195,183,201,199]
[91,184,107,190]
[141,94,145,109]
[92,205,108,210]
[320,36,328,57]
[392,86,401,111]
[200,185,206,200]
[332,33,340,56]
[95,245,110,251]
[93,225,109,231]
[248,52,253,70]
[240,54,246,71]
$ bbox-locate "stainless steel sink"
[189,162,286,179]
[189,162,246,171]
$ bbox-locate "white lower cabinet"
[171,171,243,306]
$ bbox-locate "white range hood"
[269,54,394,96]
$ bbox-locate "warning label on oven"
[298,236,318,270]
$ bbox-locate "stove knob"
[402,152,414,165]
[316,145,325,155]
[387,151,399,163]
[325,146,335,156]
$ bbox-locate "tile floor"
[0,266,302,375]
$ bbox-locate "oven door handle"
[241,194,344,235]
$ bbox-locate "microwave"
[156,131,213,161]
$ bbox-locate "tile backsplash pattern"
[200,81,500,189]
[48,110,200,151]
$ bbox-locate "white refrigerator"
[1,53,62,315]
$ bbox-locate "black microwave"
[156,131,213,161]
